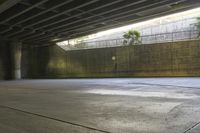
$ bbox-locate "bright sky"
[57,7,200,45]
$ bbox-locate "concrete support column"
[11,41,22,80]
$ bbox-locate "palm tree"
[123,30,141,45]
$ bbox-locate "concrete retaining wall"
[22,40,200,78]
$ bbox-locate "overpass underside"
[0,0,200,45]
[1,1,200,133]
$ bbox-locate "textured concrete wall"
[22,40,200,78]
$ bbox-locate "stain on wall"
[22,40,200,78]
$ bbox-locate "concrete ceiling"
[0,0,200,45]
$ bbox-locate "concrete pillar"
[11,41,22,80]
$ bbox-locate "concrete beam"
[0,0,22,14]
[0,0,48,25]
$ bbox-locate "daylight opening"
[57,7,200,51]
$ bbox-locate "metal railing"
[58,30,200,51]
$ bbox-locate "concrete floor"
[0,78,200,133]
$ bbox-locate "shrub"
[123,30,141,45]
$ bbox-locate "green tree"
[123,30,141,45]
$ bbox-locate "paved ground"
[0,78,200,133]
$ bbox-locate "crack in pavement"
[0,105,111,133]
[183,121,200,133]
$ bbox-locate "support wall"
[22,40,200,78]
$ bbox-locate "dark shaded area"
[0,37,12,80]
[0,0,6,5]
[22,40,200,78]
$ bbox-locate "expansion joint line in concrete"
[129,82,200,90]
[0,105,111,133]
[183,121,200,133]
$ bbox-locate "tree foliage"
[123,30,141,45]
